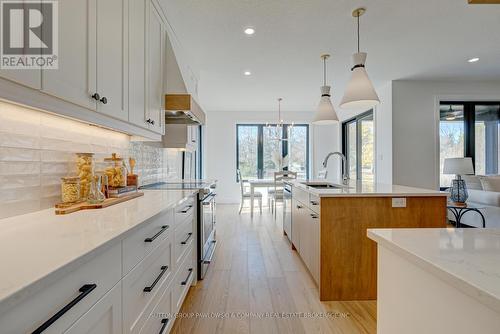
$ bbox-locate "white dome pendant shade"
[314,85,338,124]
[313,54,339,124]
[340,7,380,111]
[340,52,380,110]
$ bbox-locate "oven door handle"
[202,193,216,205]
[203,240,217,264]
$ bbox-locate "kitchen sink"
[300,182,343,189]
[307,184,341,189]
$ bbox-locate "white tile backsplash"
[0,101,182,219]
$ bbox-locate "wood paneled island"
[288,180,448,301]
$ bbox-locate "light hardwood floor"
[171,204,376,334]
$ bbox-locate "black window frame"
[439,101,500,189]
[236,124,310,180]
[341,110,374,181]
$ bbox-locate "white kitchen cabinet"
[291,198,302,250]
[42,0,129,120]
[65,282,122,334]
[96,0,128,121]
[128,0,148,128]
[41,0,96,110]
[128,0,164,134]
[147,1,165,134]
[0,68,41,90]
[309,209,320,285]
[292,195,320,285]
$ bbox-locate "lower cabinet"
[0,199,196,334]
[292,196,320,286]
[65,282,123,334]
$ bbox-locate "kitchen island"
[368,228,500,334]
[287,179,448,301]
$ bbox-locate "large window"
[237,124,309,180]
[439,102,500,188]
[342,111,375,182]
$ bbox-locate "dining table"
[247,178,275,216]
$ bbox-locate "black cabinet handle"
[181,232,193,245]
[151,120,155,125]
[181,268,193,286]
[310,214,319,219]
[91,93,100,101]
[310,200,319,206]
[159,318,170,334]
[296,205,303,209]
[144,225,169,243]
[143,266,168,292]
[180,205,193,214]
[32,284,97,334]
[100,96,107,104]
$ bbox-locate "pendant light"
[267,98,293,141]
[313,54,339,124]
[340,7,380,110]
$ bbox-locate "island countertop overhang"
[287,179,449,198]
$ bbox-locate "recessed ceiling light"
[244,27,255,35]
[244,71,252,76]
[468,57,480,63]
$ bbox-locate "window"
[237,124,309,180]
[439,102,500,188]
[342,111,375,181]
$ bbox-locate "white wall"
[205,110,340,203]
[374,82,393,184]
[391,80,500,189]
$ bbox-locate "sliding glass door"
[439,102,500,188]
[342,111,375,181]
[237,124,309,180]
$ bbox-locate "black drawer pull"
[310,214,319,219]
[144,266,168,292]
[144,225,169,243]
[296,205,303,209]
[32,284,97,334]
[181,268,193,286]
[159,318,170,334]
[181,232,193,245]
[100,96,108,104]
[310,200,319,206]
[180,205,193,214]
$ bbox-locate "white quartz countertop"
[289,179,447,197]
[368,228,500,313]
[0,189,196,313]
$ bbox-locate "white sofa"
[453,175,500,228]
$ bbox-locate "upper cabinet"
[96,0,128,121]
[0,0,172,137]
[42,0,96,110]
[147,2,165,134]
[128,0,164,134]
[42,0,128,120]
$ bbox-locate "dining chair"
[269,171,297,216]
[237,169,262,214]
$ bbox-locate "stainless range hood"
[164,94,206,125]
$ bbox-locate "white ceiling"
[161,0,500,116]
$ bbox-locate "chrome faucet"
[322,152,350,185]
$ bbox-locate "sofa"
[453,175,500,228]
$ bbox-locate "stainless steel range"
[140,181,217,280]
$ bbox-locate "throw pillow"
[479,175,500,192]
[462,175,483,190]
